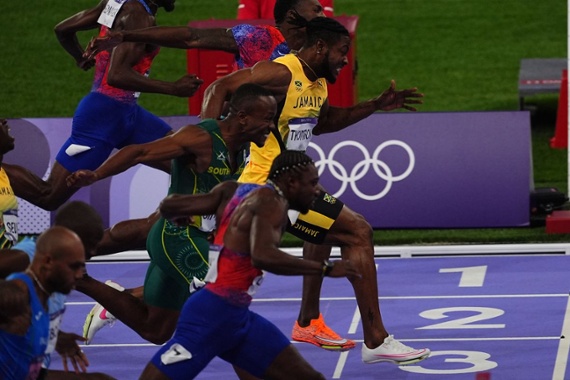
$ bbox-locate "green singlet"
[144,119,247,310]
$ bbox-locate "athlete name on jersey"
[286,118,317,151]
[292,96,324,109]
[289,129,312,141]
[98,0,128,28]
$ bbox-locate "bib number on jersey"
[203,245,222,283]
[98,0,127,28]
[3,209,17,244]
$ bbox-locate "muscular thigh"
[148,290,249,379]
[57,92,133,172]
[144,219,211,309]
[118,105,172,148]
[219,311,290,379]
[143,261,189,310]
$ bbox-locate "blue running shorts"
[56,92,172,172]
[150,289,290,379]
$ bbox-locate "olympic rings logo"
[308,140,415,201]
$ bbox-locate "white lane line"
[291,337,563,343]
[394,336,561,342]
[296,336,562,344]
[65,293,568,306]
[83,336,562,349]
[553,295,570,379]
[80,343,159,348]
[332,351,349,379]
[348,305,361,334]
[86,245,570,260]
[250,293,569,302]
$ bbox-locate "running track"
[50,252,570,379]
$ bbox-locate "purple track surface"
[50,254,570,379]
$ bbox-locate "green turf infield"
[0,0,567,245]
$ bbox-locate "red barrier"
[546,210,570,234]
[186,16,359,115]
[549,69,568,148]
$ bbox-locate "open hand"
[56,331,89,373]
[374,80,424,112]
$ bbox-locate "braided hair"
[268,150,314,181]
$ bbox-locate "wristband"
[322,260,334,277]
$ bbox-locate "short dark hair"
[287,15,349,47]
[304,17,349,47]
[274,0,301,24]
[229,83,274,114]
[54,201,104,246]
[268,150,314,181]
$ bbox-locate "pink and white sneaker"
[82,280,123,345]
[361,335,430,365]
